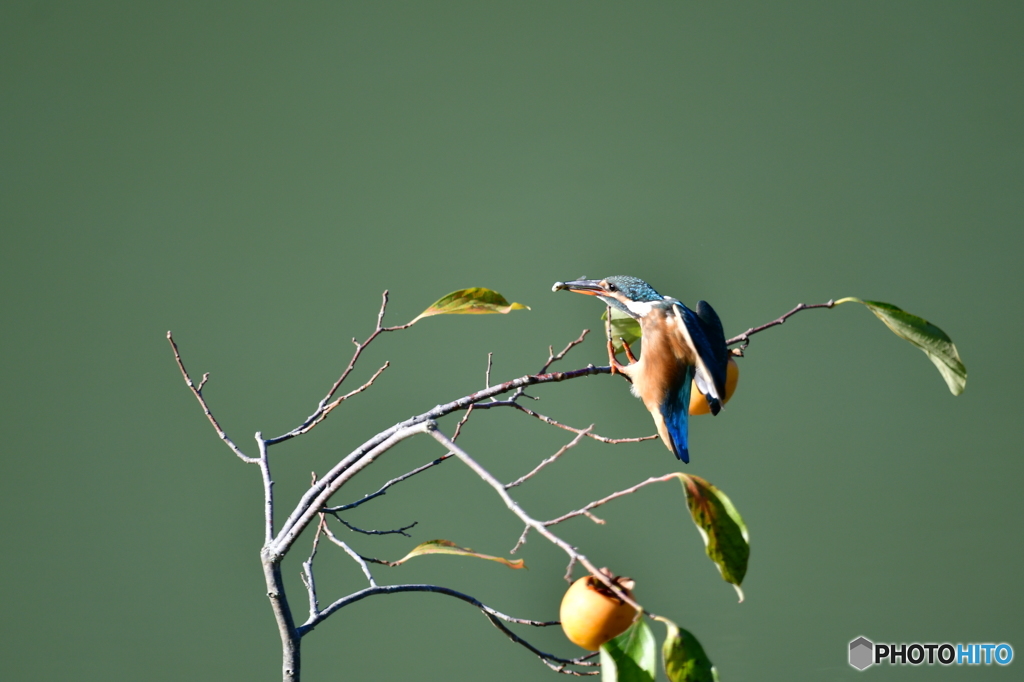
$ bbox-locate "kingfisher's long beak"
[552,279,605,295]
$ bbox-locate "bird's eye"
[606,282,617,292]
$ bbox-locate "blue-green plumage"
[553,276,730,463]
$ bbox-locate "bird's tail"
[659,367,693,463]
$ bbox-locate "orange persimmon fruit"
[559,571,638,651]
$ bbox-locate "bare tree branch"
[271,364,613,558]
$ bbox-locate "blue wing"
[674,301,730,415]
[694,300,730,411]
[658,364,694,462]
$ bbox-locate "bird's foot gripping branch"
[170,282,965,682]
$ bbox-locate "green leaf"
[675,474,750,601]
[601,308,643,355]
[835,297,966,395]
[656,617,718,682]
[411,288,529,323]
[390,539,526,569]
[600,616,657,682]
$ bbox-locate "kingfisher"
[553,276,730,463]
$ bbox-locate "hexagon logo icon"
[849,637,874,670]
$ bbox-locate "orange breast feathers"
[619,307,696,414]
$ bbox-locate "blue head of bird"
[551,276,665,319]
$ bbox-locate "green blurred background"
[2,2,1021,680]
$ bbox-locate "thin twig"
[329,514,418,537]
[166,331,256,463]
[563,556,578,583]
[356,554,395,567]
[726,300,836,351]
[504,402,657,444]
[508,330,591,403]
[300,473,327,621]
[451,403,475,442]
[543,474,681,526]
[289,362,390,437]
[511,526,532,554]
[538,330,590,375]
[323,455,450,513]
[505,427,592,489]
[300,514,326,621]
[320,523,377,586]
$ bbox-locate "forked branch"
[267,291,410,445]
